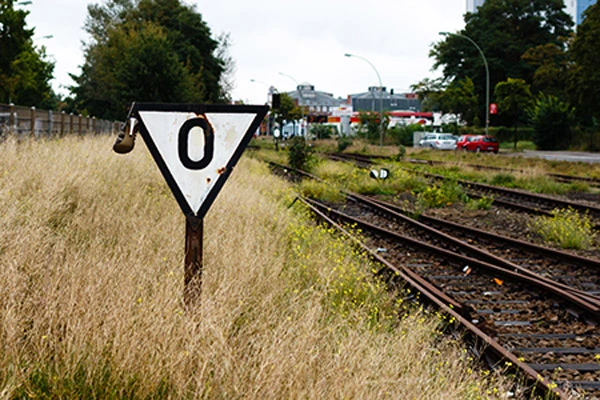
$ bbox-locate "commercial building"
[348,86,421,113]
[285,82,347,122]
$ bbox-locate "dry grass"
[0,136,508,398]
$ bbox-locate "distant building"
[348,86,421,113]
[467,0,593,25]
[285,83,346,122]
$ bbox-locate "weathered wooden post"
[30,106,35,138]
[184,216,203,306]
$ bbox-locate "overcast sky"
[25,0,467,105]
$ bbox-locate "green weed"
[416,182,467,209]
[529,208,596,250]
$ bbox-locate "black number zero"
[178,116,214,170]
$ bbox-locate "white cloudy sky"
[26,0,467,105]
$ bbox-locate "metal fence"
[0,103,120,138]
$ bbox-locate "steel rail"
[346,192,600,310]
[297,196,567,399]
[306,196,600,319]
[363,195,600,303]
[269,160,600,308]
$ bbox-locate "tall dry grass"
[0,135,507,398]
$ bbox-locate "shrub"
[287,136,313,171]
[337,135,353,152]
[466,196,494,210]
[416,182,467,209]
[529,94,574,150]
[387,124,422,146]
[311,124,336,140]
[396,145,407,161]
[528,208,596,249]
[490,173,516,186]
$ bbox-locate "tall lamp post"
[344,53,384,146]
[439,32,490,136]
[278,72,306,137]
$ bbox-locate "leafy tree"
[431,0,573,124]
[521,40,571,97]
[494,78,534,150]
[357,111,389,144]
[0,0,55,107]
[529,93,574,150]
[442,77,478,126]
[570,1,600,124]
[410,77,445,112]
[272,93,303,133]
[72,0,226,120]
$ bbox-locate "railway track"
[325,152,600,228]
[305,195,600,399]
[268,161,600,398]
[408,158,600,189]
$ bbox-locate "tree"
[570,1,600,124]
[521,40,571,98]
[410,77,445,112]
[529,93,574,150]
[72,0,227,120]
[442,77,478,126]
[0,0,55,107]
[431,0,573,124]
[272,93,303,132]
[494,78,534,150]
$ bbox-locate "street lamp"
[439,32,490,136]
[250,78,277,135]
[278,72,306,137]
[344,53,384,146]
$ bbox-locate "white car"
[418,133,457,150]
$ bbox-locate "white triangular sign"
[132,104,268,218]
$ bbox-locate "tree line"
[414,0,600,150]
[2,0,600,149]
[0,0,230,120]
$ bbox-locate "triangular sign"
[131,103,268,218]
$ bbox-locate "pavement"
[501,150,600,164]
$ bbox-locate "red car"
[458,135,499,153]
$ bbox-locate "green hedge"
[458,126,535,142]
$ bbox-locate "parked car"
[418,133,457,150]
[456,135,475,150]
[461,135,499,153]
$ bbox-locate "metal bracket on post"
[184,215,203,308]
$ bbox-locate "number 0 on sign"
[130,103,268,218]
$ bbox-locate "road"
[501,150,600,164]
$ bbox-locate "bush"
[490,173,516,186]
[311,124,336,140]
[387,123,423,146]
[466,196,494,210]
[460,126,535,143]
[528,208,595,249]
[337,135,353,152]
[416,182,467,209]
[529,94,574,150]
[396,145,406,161]
[287,136,313,171]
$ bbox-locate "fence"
[0,103,120,138]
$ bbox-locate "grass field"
[0,136,510,398]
